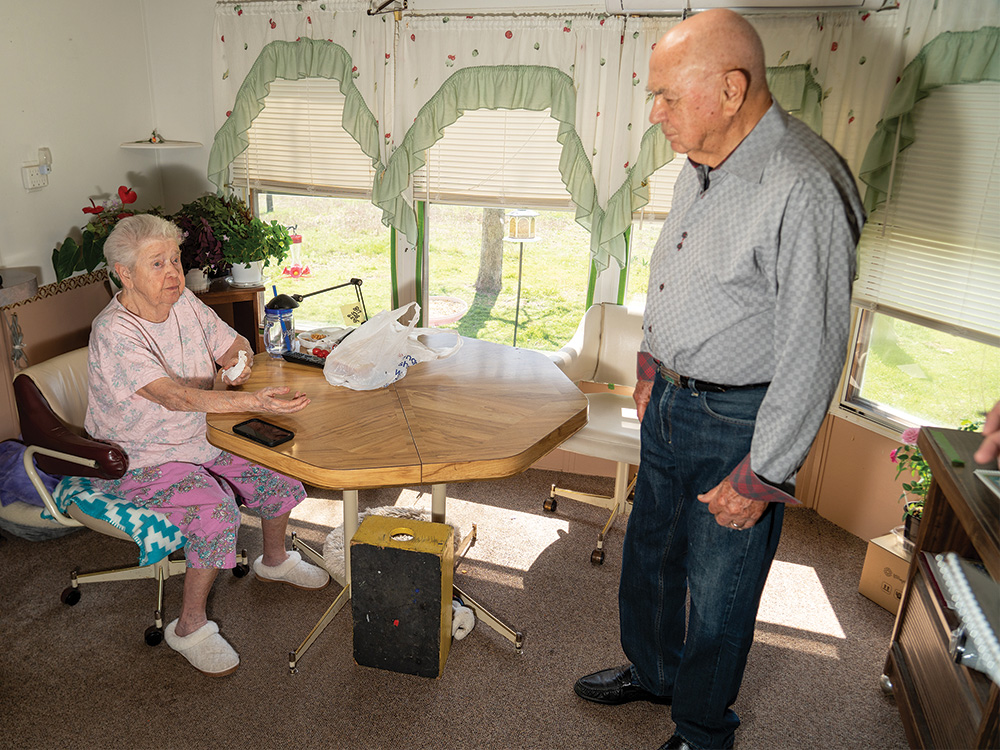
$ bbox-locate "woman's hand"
[252,386,310,414]
[218,337,254,387]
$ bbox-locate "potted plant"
[52,186,162,282]
[221,213,293,286]
[891,417,986,543]
[890,427,929,543]
[171,194,245,279]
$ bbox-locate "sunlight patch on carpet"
[757,560,846,639]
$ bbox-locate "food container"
[296,326,351,354]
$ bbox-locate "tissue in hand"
[222,350,248,383]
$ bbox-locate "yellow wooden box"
[350,514,455,678]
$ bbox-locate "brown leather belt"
[658,363,769,393]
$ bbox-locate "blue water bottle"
[263,292,299,358]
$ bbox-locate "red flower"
[386,53,391,59]
[831,42,838,51]
[861,12,870,21]
[220,35,225,42]
[848,116,855,124]
[563,26,571,32]
[82,199,104,215]
[226,110,232,117]
[410,34,415,41]
[624,161,629,169]
[269,18,276,29]
[448,54,455,60]
[118,186,138,204]
[505,30,513,39]
[307,16,312,23]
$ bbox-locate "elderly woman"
[85,214,329,677]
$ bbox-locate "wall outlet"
[22,165,48,191]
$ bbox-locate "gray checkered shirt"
[640,103,865,485]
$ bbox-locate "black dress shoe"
[658,734,702,750]
[573,664,671,705]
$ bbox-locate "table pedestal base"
[286,483,523,673]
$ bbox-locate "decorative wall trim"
[1,269,109,313]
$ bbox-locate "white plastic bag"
[323,302,462,390]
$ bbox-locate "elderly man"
[573,9,865,750]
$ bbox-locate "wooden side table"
[883,427,999,749]
[195,279,264,353]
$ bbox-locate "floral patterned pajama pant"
[94,450,305,569]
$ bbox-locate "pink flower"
[900,427,920,445]
[890,448,898,463]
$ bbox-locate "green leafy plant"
[222,215,293,269]
[891,417,985,521]
[52,186,162,282]
[172,193,252,275]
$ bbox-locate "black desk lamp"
[275,277,368,323]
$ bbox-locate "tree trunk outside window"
[476,207,505,293]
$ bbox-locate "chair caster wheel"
[544,496,557,513]
[144,625,164,647]
[232,562,250,578]
[61,587,81,606]
[591,548,605,565]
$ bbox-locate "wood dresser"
[883,427,999,748]
[194,279,264,353]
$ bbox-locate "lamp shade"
[0,270,38,307]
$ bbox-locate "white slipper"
[164,619,239,677]
[253,550,330,590]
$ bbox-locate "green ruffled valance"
[600,64,822,270]
[208,38,382,194]
[372,65,600,262]
[860,27,1000,212]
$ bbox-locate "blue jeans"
[620,373,783,750]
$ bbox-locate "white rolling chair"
[547,303,644,564]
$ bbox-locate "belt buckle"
[659,364,682,388]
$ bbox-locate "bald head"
[658,9,768,102]
[647,9,772,166]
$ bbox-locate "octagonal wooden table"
[206,336,587,670]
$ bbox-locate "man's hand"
[252,386,310,414]
[633,379,654,423]
[698,479,768,530]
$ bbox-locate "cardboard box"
[859,532,913,614]
[351,515,454,678]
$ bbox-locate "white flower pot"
[184,268,210,292]
[230,260,264,287]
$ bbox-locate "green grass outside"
[860,314,1000,428]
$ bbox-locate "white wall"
[0,0,216,286]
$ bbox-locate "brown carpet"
[0,469,907,750]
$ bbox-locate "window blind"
[231,78,378,198]
[853,82,1000,344]
[411,108,574,209]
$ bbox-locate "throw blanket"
[51,476,186,566]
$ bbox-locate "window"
[845,82,1000,429]
[626,153,686,305]
[418,109,591,351]
[234,78,392,326]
